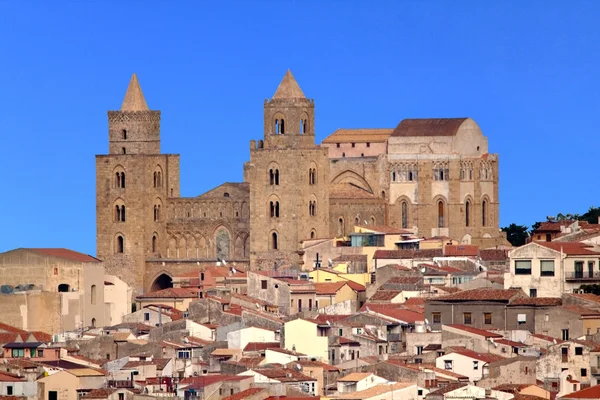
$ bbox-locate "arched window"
[401,201,408,229]
[154,205,161,222]
[275,170,279,185]
[354,217,360,226]
[116,235,124,253]
[309,168,316,185]
[270,201,280,218]
[269,169,280,185]
[300,120,304,134]
[392,171,396,182]
[275,119,280,134]
[271,232,278,250]
[280,119,285,134]
[370,216,376,225]
[309,201,316,216]
[408,171,413,181]
[338,218,344,237]
[122,147,126,154]
[465,200,471,227]
[310,230,316,239]
[122,129,127,140]
[121,205,126,222]
[152,235,157,252]
[90,285,97,305]
[115,205,121,222]
[91,318,96,328]
[438,201,445,228]
[303,119,307,133]
[482,200,488,226]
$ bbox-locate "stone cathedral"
[96,71,506,294]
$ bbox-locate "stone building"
[95,71,506,295]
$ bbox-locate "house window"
[515,260,532,275]
[116,235,124,253]
[444,360,453,370]
[351,143,355,148]
[261,280,267,289]
[336,143,340,148]
[473,361,479,370]
[540,260,555,277]
[144,312,150,321]
[119,394,124,400]
[11,349,24,358]
[6,386,13,395]
[465,200,471,227]
[271,232,278,250]
[37,350,43,357]
[530,289,537,298]
[401,201,408,229]
[482,200,488,226]
[575,347,583,355]
[366,142,371,147]
[269,169,280,185]
[438,201,445,228]
[416,346,423,355]
[463,312,472,325]
[484,313,492,325]
[562,329,570,341]
[518,313,527,324]
[582,368,588,377]
[432,312,441,324]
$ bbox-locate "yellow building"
[284,318,328,362]
[37,368,106,400]
[315,282,358,309]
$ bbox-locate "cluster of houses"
[4,220,600,399]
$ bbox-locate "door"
[49,392,58,400]
[575,262,584,279]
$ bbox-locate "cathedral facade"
[96,71,505,294]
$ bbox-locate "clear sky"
[0,1,598,255]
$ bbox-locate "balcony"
[565,271,600,282]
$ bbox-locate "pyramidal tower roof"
[272,69,306,99]
[121,73,149,111]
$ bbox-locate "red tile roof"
[0,372,23,382]
[509,297,562,306]
[370,290,401,301]
[360,304,424,323]
[82,388,120,399]
[536,242,600,255]
[445,324,503,338]
[136,287,199,299]
[560,384,600,399]
[445,347,506,363]
[530,333,564,344]
[344,280,366,292]
[222,388,264,400]
[179,374,249,386]
[314,282,347,295]
[495,339,528,347]
[243,342,280,352]
[563,305,600,317]
[374,249,443,259]
[392,118,468,137]
[444,245,479,257]
[385,276,422,285]
[404,297,427,306]
[253,367,316,382]
[28,248,100,263]
[479,249,509,261]
[0,323,27,334]
[567,293,600,304]
[431,288,523,302]
[534,221,574,233]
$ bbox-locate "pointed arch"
[481,195,490,227]
[433,196,448,228]
[464,196,473,227]
[179,236,187,258]
[337,217,345,237]
[151,233,158,253]
[330,170,374,193]
[270,231,279,250]
[214,226,231,260]
[150,272,173,292]
[167,236,177,258]
[115,233,125,254]
[273,112,285,135]
[153,165,163,188]
[234,235,245,258]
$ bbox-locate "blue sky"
[0,1,598,255]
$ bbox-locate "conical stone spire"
[273,69,306,99]
[121,73,149,111]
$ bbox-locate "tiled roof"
[567,293,600,304]
[360,303,424,323]
[533,221,574,232]
[530,333,564,344]
[253,367,316,382]
[392,118,468,137]
[444,245,479,257]
[493,384,537,393]
[222,388,265,400]
[428,383,469,395]
[27,248,100,263]
[431,288,522,302]
[384,276,422,285]
[495,339,528,347]
[83,388,120,399]
[338,372,372,382]
[563,305,600,317]
[329,183,379,200]
[243,342,280,352]
[123,358,170,370]
[179,374,248,386]
[136,287,199,299]
[345,280,366,292]
[333,254,368,262]
[445,324,503,338]
[314,282,347,295]
[267,348,306,357]
[311,314,352,325]
[560,384,600,399]
[225,356,264,368]
[445,347,506,363]
[480,249,509,261]
[294,359,339,372]
[374,249,443,259]
[404,297,427,306]
[509,297,562,306]
[370,290,401,301]
[336,382,414,399]
[0,372,23,382]
[0,323,27,334]
[536,241,600,255]
[322,128,394,144]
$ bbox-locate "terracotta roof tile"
[431,288,522,302]
[445,324,503,338]
[536,242,600,255]
[534,221,574,233]
[374,249,443,259]
[563,305,600,317]
[83,388,120,399]
[243,342,280,352]
[567,293,600,304]
[530,333,564,344]
[322,128,394,144]
[480,249,509,261]
[429,383,469,395]
[222,388,265,400]
[314,282,347,295]
[509,297,562,306]
[370,290,401,301]
[444,245,479,257]
[392,118,468,137]
[345,280,366,292]
[253,367,316,382]
[561,384,600,399]
[27,248,100,263]
[360,303,424,323]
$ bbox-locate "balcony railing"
[565,271,600,281]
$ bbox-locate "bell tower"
[96,73,180,295]
[246,70,330,270]
[263,70,316,149]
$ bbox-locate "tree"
[579,284,600,295]
[501,224,529,247]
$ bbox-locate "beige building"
[0,248,106,331]
[95,71,506,296]
[37,368,106,400]
[505,242,600,297]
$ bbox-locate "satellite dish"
[326,320,331,326]
[222,259,227,265]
